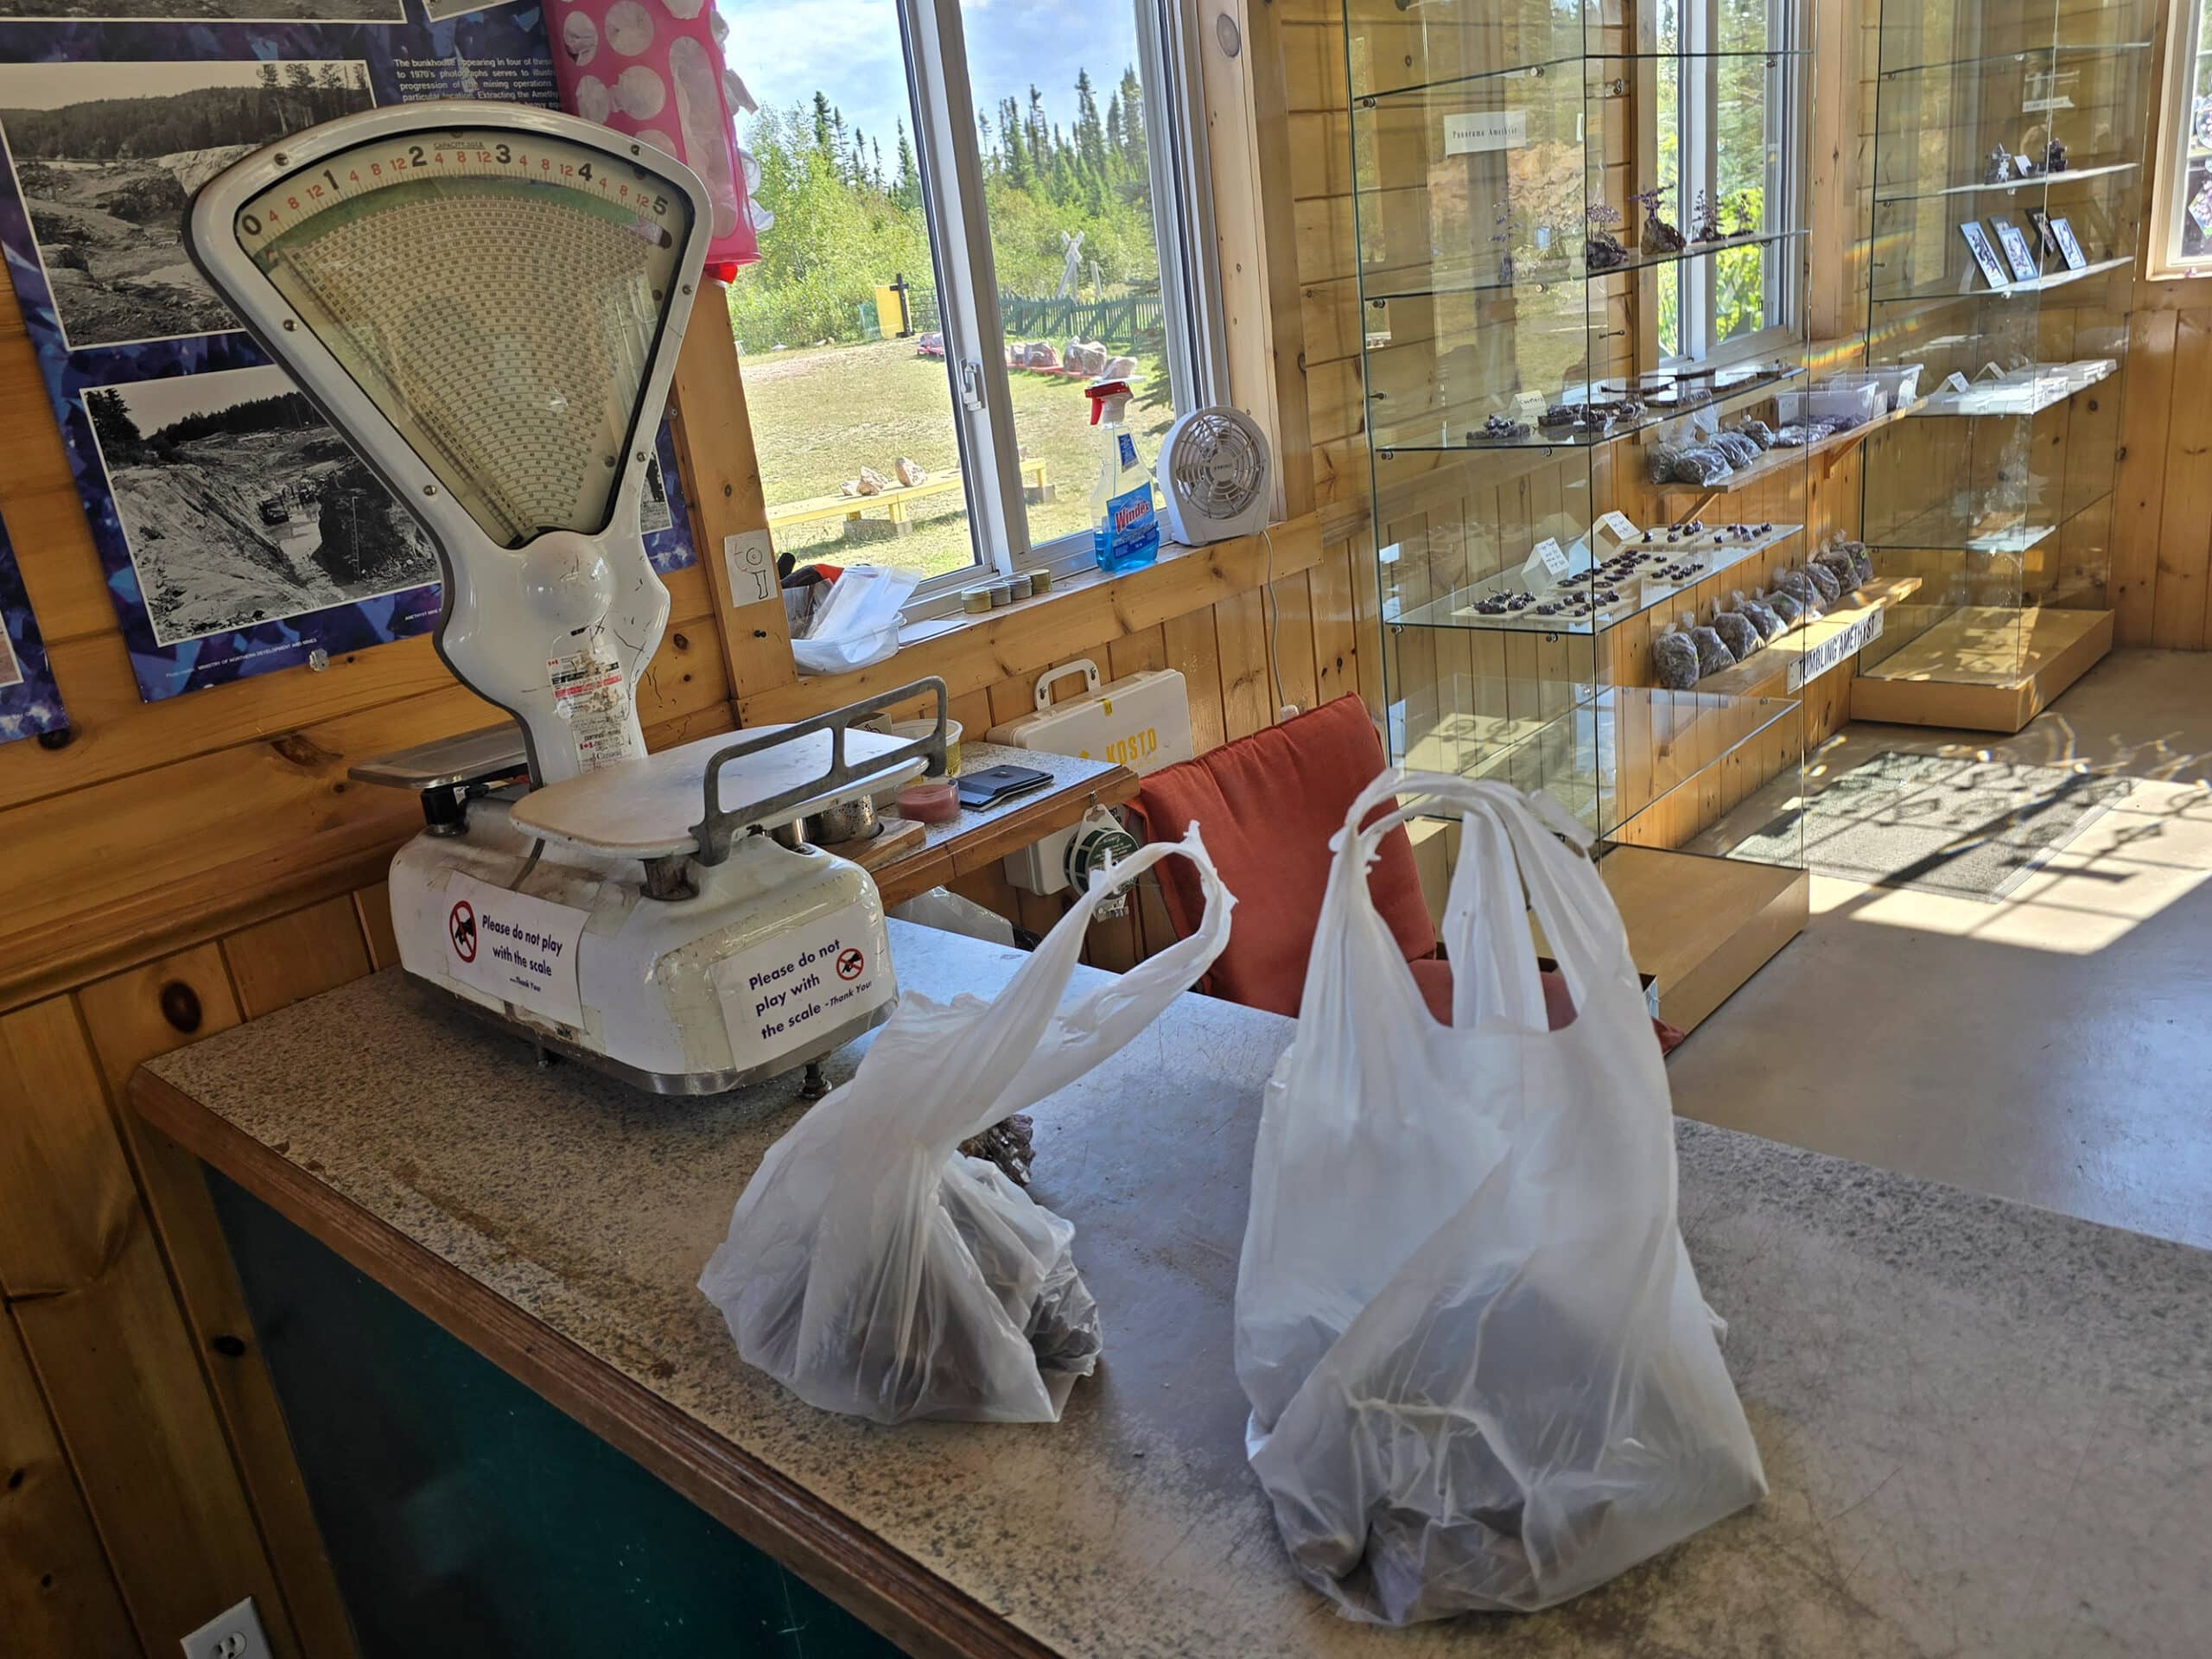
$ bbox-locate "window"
[2153,0,2212,275]
[719,0,1218,610]
[1653,0,1801,363]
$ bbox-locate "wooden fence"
[997,291,1164,350]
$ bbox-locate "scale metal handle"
[689,678,950,867]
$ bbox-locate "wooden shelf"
[1691,575,1925,698]
[1651,402,1913,507]
[1849,604,2114,733]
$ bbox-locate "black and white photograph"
[1986,216,2040,282]
[1958,220,2011,289]
[422,0,517,21]
[0,0,402,22]
[641,452,672,534]
[0,60,377,351]
[81,365,435,646]
[2049,215,2090,270]
[2025,206,2060,257]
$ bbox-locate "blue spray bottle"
[1084,378,1160,574]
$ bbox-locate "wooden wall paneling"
[220,896,374,1023]
[1,997,303,1659]
[1308,538,1361,708]
[353,881,401,972]
[0,1310,137,1656]
[77,946,360,1659]
[1213,586,1274,741]
[2113,306,2181,643]
[1160,606,1230,755]
[2152,308,2212,647]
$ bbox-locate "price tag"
[1522,535,1571,587]
[1595,511,1639,545]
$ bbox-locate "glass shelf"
[1872,257,2133,308]
[1371,362,1804,456]
[1877,37,2154,79]
[1385,522,1804,635]
[1363,47,1810,105]
[1865,486,2114,556]
[1907,359,2118,417]
[1872,160,2140,208]
[1390,677,1800,844]
[1362,228,1808,305]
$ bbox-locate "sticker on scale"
[549,635,637,772]
[711,914,885,1070]
[444,874,591,1029]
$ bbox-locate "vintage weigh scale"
[187,102,949,1095]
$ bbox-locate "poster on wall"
[0,503,67,745]
[0,9,699,705]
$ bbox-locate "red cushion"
[1130,696,1435,1016]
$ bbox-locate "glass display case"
[1345,0,1816,882]
[1853,0,2151,726]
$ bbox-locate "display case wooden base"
[1849,606,2114,733]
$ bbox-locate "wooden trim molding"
[130,1071,1055,1659]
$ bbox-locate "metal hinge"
[958,359,986,411]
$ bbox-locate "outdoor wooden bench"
[766,459,1053,540]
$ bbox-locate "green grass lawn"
[738,336,1173,579]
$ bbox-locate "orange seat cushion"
[1130,696,1435,1016]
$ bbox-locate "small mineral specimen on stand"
[1634,185,1685,254]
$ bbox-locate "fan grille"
[1170,412,1266,516]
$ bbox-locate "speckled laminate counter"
[136,923,2212,1659]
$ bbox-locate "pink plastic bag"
[544,0,761,270]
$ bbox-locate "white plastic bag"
[701,824,1234,1423]
[1235,774,1764,1624]
[791,565,917,676]
[887,887,1016,947]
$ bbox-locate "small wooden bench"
[766,459,1053,541]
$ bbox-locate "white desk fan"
[1160,405,1270,544]
[188,103,944,1095]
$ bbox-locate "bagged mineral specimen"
[1669,445,1734,486]
[1690,624,1739,677]
[1760,584,1804,626]
[1814,549,1860,594]
[1733,589,1787,641]
[1647,442,1688,485]
[1735,418,1777,450]
[1651,626,1701,689]
[1772,567,1823,616]
[1710,608,1762,661]
[1801,559,1841,602]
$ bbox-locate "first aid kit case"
[988,659,1194,893]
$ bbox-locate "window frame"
[2151,0,2212,279]
[1656,0,1804,372]
[874,0,1223,620]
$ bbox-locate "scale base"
[458,995,891,1096]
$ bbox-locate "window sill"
[739,514,1325,724]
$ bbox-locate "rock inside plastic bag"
[1689,625,1738,677]
[1652,628,1701,689]
[1800,559,1841,602]
[1735,418,1776,450]
[1646,442,1688,486]
[957,1113,1036,1185]
[1669,445,1734,486]
[1771,568,1821,616]
[1762,584,1804,626]
[1813,550,1860,595]
[1840,540,1874,582]
[1710,609,1762,660]
[1737,594,1786,640]
[1711,430,1761,468]
[944,1164,1102,1377]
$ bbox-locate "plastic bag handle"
[1034,658,1103,712]
[1329,771,1629,1017]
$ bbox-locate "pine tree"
[810,91,833,156]
[257,63,278,91]
[851,124,866,187]
[1105,93,1123,173]
[1075,69,1106,173]
[1000,95,1031,189]
[893,120,919,208]
[86,388,142,456]
[1117,66,1146,177]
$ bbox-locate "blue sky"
[715,0,1141,161]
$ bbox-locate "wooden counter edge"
[126,1068,1058,1659]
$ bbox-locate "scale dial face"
[233,126,694,549]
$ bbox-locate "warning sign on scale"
[711,918,882,1067]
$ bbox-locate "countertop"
[134,923,2212,1659]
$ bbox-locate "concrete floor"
[1672,647,2212,1250]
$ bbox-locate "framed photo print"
[2048,216,2090,270]
[2025,207,2060,257]
[1960,221,2012,289]
[1987,216,2041,282]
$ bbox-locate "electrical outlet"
[180,1597,271,1659]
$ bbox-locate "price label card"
[1443,109,1529,155]
[1596,511,1639,543]
[1522,536,1571,587]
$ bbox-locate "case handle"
[1033,658,1103,712]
